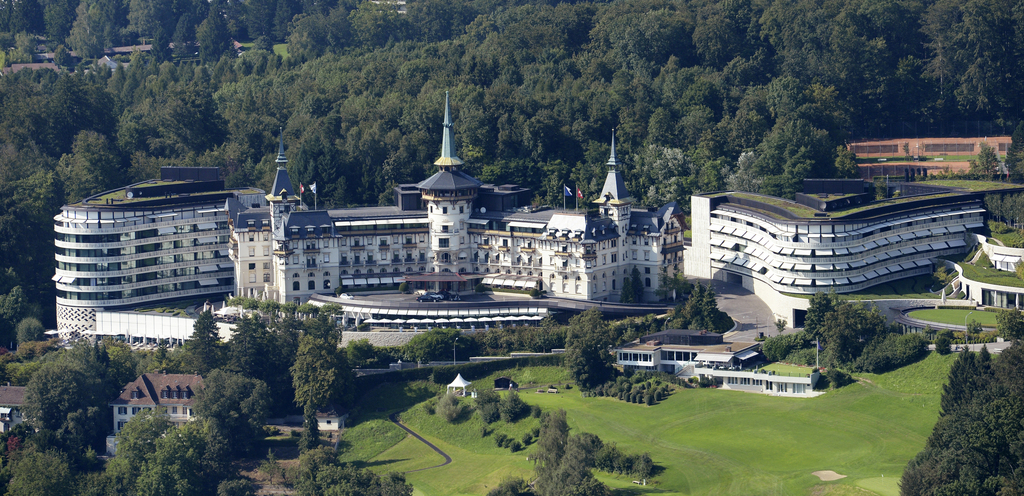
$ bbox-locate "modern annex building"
[227,94,686,305]
[55,168,264,333]
[684,179,1023,325]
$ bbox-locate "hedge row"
[353,354,564,391]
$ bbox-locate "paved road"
[706,280,783,340]
[388,413,452,473]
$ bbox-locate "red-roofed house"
[109,373,203,433]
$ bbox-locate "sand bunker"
[812,470,847,481]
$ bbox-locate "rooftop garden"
[784,274,941,300]
[916,179,1024,192]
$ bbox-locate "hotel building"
[55,168,262,333]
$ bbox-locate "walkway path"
[388,413,452,473]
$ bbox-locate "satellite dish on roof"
[126,191,134,199]
[480,207,486,213]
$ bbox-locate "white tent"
[446,373,472,396]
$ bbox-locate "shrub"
[529,405,542,418]
[487,477,529,496]
[645,393,654,406]
[262,425,281,437]
[529,288,541,297]
[499,391,527,423]
[854,333,928,373]
[826,368,853,389]
[509,440,523,452]
[531,426,540,438]
[521,432,533,445]
[762,331,812,361]
[494,433,509,448]
[475,283,487,293]
[476,389,500,424]
[398,282,409,293]
[935,330,953,355]
[423,398,437,415]
[785,348,818,366]
[480,425,490,437]
[436,393,464,423]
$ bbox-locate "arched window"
[612,280,617,290]
[308,280,315,290]
[354,269,361,274]
[323,280,331,289]
[292,281,299,291]
[324,272,330,278]
[292,273,299,278]
[368,269,374,274]
[307,272,314,278]
[341,270,348,275]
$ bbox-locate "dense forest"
[1,0,1023,330]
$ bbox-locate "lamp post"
[453,337,459,366]
[965,311,974,349]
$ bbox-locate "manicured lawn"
[761,362,816,376]
[907,308,997,328]
[958,262,1024,288]
[273,43,289,57]
[360,356,956,495]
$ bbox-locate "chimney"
[725,346,732,352]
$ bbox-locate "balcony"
[339,261,351,266]
[520,247,536,253]
[554,251,570,257]
[478,244,491,249]
[404,257,415,263]
[497,246,510,252]
[306,262,318,269]
[582,252,597,260]
[350,245,365,251]
[403,243,419,248]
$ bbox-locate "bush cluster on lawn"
[762,331,814,363]
[854,333,928,373]
[594,443,654,479]
[592,373,671,405]
[436,393,465,423]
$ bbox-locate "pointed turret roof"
[275,128,287,164]
[434,92,464,169]
[594,129,632,205]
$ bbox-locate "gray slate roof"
[597,168,631,202]
[271,167,295,197]
[417,169,483,191]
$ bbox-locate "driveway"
[706,279,784,340]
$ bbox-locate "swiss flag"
[299,184,305,194]
[577,188,583,199]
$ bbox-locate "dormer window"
[247,220,255,228]
[262,220,269,228]
[131,390,140,399]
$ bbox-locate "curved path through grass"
[388,412,453,473]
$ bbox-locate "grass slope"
[359,355,955,496]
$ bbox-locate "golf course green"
[343,354,955,495]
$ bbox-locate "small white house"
[107,373,204,455]
[694,367,820,396]
[316,404,349,431]
[0,386,26,432]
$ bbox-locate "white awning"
[508,221,546,229]
[196,236,218,244]
[197,222,219,231]
[157,227,177,235]
[198,265,219,273]
[930,242,949,250]
[0,407,11,414]
[793,249,812,257]
[198,279,220,286]
[816,248,834,256]
[694,353,735,363]
[197,208,222,214]
[948,239,968,248]
[915,259,933,267]
[148,213,177,219]
[849,275,867,283]
[513,280,526,288]
[793,264,812,271]
[525,281,538,289]
[51,274,61,281]
[834,248,850,255]
[482,276,495,285]
[833,262,850,269]
[59,276,75,284]
[466,218,489,225]
[365,278,380,285]
[735,349,760,361]
[913,230,931,238]
[948,225,967,233]
[218,249,229,256]
[965,223,984,229]
[930,227,949,235]
[218,263,233,270]
[793,278,813,286]
[834,277,850,284]
[780,248,795,256]
[863,241,878,250]
[352,278,367,285]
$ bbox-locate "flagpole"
[563,185,566,211]
[575,186,578,212]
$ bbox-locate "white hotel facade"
[227,94,685,305]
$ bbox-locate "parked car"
[338,293,354,300]
[414,289,428,296]
[416,293,443,302]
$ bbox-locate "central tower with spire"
[594,129,633,233]
[416,92,482,289]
